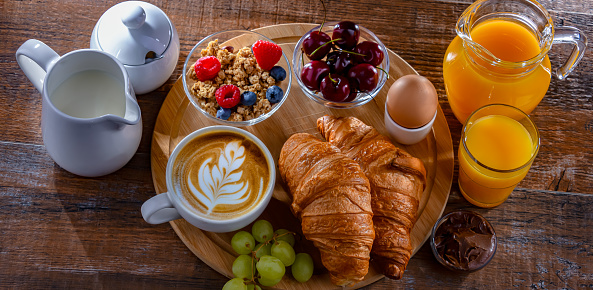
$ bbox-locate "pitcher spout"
[104,94,141,129]
[123,93,142,125]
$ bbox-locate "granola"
[187,39,281,121]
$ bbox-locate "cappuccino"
[172,131,270,220]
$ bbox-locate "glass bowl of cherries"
[292,21,390,108]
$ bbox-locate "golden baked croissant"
[317,115,426,280]
[278,133,375,286]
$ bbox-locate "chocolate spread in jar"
[433,211,496,271]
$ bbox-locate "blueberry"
[270,66,286,81]
[216,107,231,120]
[266,85,283,104]
[241,91,257,106]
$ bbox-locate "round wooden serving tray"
[150,23,454,289]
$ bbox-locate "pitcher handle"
[15,39,60,93]
[553,26,588,80]
[141,192,182,224]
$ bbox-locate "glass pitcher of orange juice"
[443,0,587,123]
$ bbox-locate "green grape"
[232,254,255,279]
[246,284,262,290]
[231,231,255,255]
[222,278,247,290]
[256,255,286,281]
[252,220,274,243]
[292,253,314,283]
[274,229,295,247]
[253,242,272,259]
[271,240,296,266]
[258,275,282,287]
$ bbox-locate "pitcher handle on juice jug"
[553,26,587,80]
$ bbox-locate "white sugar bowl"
[91,1,179,94]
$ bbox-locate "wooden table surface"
[1,0,592,289]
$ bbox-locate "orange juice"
[444,19,552,123]
[459,105,539,208]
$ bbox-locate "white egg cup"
[384,106,436,145]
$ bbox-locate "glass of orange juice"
[458,104,540,208]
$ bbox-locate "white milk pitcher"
[16,39,142,177]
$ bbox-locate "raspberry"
[194,56,221,81]
[215,85,241,108]
[252,40,282,71]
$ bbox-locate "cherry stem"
[301,51,305,67]
[310,38,341,57]
[339,49,366,57]
[376,66,390,79]
[319,0,327,33]
[328,73,338,85]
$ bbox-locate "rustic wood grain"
[1,0,592,289]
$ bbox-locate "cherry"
[300,60,330,91]
[326,50,356,74]
[332,21,360,50]
[353,41,384,67]
[320,74,351,102]
[344,89,358,102]
[302,31,333,60]
[302,0,332,60]
[347,63,378,92]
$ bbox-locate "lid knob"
[121,5,146,30]
[93,1,173,65]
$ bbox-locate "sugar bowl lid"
[94,1,172,66]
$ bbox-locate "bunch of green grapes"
[222,220,314,290]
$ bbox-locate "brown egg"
[386,75,438,128]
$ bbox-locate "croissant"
[278,133,375,286]
[317,115,426,280]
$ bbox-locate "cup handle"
[141,193,182,224]
[553,26,588,80]
[15,39,61,93]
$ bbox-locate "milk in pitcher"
[50,70,126,118]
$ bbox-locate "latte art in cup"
[141,125,275,232]
[172,131,270,220]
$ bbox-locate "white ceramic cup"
[141,126,275,233]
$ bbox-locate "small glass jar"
[430,210,497,271]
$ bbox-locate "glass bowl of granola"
[183,30,292,126]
